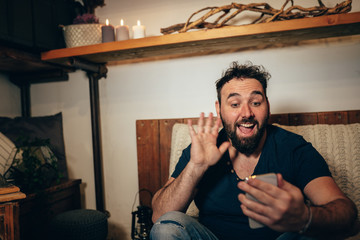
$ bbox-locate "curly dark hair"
[215,61,271,104]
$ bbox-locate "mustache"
[236,117,258,126]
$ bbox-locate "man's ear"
[266,97,271,116]
[215,100,220,117]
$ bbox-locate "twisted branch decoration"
[161,0,352,35]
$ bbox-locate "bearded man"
[150,62,358,240]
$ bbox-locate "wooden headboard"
[136,110,360,207]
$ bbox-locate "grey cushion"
[0,112,68,179]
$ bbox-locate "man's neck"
[229,130,267,179]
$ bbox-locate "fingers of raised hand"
[204,112,214,133]
[198,112,214,134]
[197,112,205,133]
[187,119,197,137]
[191,112,219,135]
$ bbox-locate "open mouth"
[237,122,256,135]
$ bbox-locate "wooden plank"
[0,206,5,240]
[0,192,26,203]
[348,110,360,123]
[41,12,360,65]
[0,46,71,74]
[288,113,318,125]
[22,179,81,201]
[269,113,289,125]
[13,202,20,240]
[0,186,20,195]
[318,111,348,124]
[136,120,160,207]
[3,203,17,240]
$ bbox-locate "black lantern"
[131,205,153,240]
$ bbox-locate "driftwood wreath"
[161,0,352,34]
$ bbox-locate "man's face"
[216,78,269,155]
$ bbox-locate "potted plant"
[4,137,62,194]
[62,0,106,48]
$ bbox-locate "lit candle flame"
[106,19,109,26]
[137,20,141,26]
[121,19,124,26]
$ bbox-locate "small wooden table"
[0,185,26,240]
[0,179,82,240]
[19,179,82,240]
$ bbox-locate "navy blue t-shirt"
[171,125,331,240]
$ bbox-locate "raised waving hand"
[188,112,230,168]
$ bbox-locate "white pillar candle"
[132,20,146,39]
[115,19,130,41]
[102,19,115,43]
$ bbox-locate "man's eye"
[231,103,239,108]
[251,102,261,107]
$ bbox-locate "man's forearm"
[151,161,208,222]
[306,198,358,238]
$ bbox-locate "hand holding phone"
[245,173,278,229]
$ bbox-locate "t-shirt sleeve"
[171,144,191,178]
[293,139,332,191]
[266,126,332,192]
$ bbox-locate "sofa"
[135,110,360,239]
[169,122,360,239]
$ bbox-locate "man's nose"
[240,104,253,119]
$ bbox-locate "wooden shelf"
[41,12,360,66]
[0,47,69,74]
[0,46,73,86]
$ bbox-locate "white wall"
[0,73,21,116]
[28,0,360,239]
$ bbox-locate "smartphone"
[245,173,278,229]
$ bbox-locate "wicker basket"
[63,24,102,48]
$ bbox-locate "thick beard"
[221,114,268,155]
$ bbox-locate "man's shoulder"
[267,124,306,146]
[268,124,302,136]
